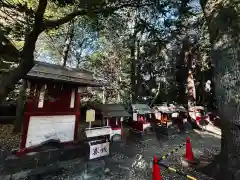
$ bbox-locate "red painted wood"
[20,80,82,153]
[111,127,121,130]
[20,114,30,149]
[74,90,80,141]
[24,112,76,116]
[74,112,80,141]
[108,118,121,128]
[26,83,75,113]
[120,120,123,136]
[132,114,151,132]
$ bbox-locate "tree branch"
[43,10,86,29]
[43,2,154,29]
[22,0,48,55]
[35,0,48,24]
[0,1,48,102]
[199,0,209,10]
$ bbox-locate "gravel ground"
[42,127,221,180]
[0,125,20,151]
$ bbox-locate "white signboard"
[133,113,138,121]
[85,126,111,138]
[25,115,75,148]
[89,142,110,159]
[111,129,121,138]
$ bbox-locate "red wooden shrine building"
[17,61,101,155]
[93,104,130,141]
[130,104,154,133]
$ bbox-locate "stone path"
[43,128,221,180]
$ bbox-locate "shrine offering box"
[85,126,111,160]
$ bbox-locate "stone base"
[181,156,200,167]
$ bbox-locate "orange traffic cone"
[152,156,162,180]
[185,137,194,161]
[182,137,199,166]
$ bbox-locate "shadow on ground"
[21,126,220,180]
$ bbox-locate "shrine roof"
[94,104,131,118]
[25,61,102,87]
[131,104,154,114]
[153,104,187,113]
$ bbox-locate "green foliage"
[0,0,220,107]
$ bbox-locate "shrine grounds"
[36,127,221,180]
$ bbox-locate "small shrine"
[81,104,130,160]
[153,103,188,135]
[93,104,130,142]
[17,61,102,155]
[84,109,112,160]
[130,103,154,133]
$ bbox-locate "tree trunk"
[12,80,27,133]
[186,47,196,108]
[175,39,191,106]
[200,0,240,179]
[0,29,41,102]
[187,70,196,108]
[117,58,122,103]
[62,20,75,67]
[0,0,48,103]
[130,34,137,103]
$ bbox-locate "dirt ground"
[0,125,21,151]
[42,127,221,180]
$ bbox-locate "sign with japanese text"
[89,142,110,159]
[86,109,95,122]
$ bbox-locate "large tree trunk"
[0,29,41,102]
[186,47,196,108]
[200,0,240,179]
[0,0,48,103]
[175,39,191,106]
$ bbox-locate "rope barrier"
[158,162,197,180]
[158,142,186,161]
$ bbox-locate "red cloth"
[152,156,162,180]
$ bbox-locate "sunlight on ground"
[193,128,221,139]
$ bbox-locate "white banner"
[89,142,110,160]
